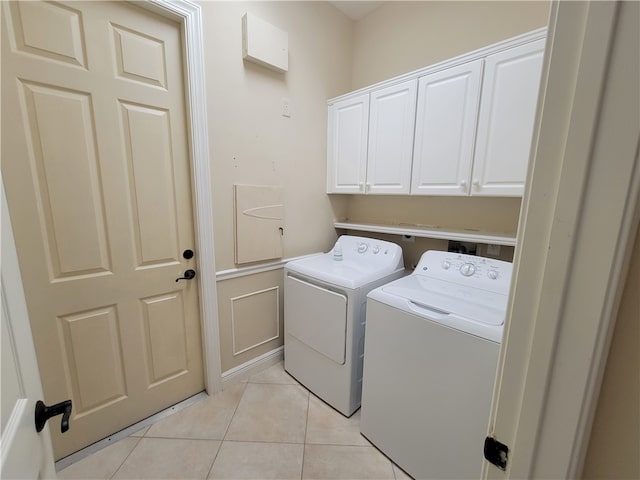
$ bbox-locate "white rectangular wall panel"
[242,13,288,73]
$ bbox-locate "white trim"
[139,0,221,393]
[335,221,516,246]
[230,286,280,356]
[221,346,284,388]
[216,254,321,281]
[328,27,547,104]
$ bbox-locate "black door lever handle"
[35,399,72,433]
[176,269,196,282]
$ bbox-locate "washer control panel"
[416,250,513,294]
[330,235,403,268]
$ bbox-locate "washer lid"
[286,253,402,289]
[383,274,508,325]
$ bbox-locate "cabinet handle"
[460,180,468,188]
[472,179,480,187]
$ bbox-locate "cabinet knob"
[460,180,468,188]
[472,179,480,187]
[358,182,364,191]
[366,183,371,192]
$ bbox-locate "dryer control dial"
[460,262,477,277]
[487,270,499,280]
[372,245,381,254]
[442,261,451,270]
[357,243,368,253]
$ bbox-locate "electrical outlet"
[282,98,291,118]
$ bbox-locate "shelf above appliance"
[334,221,517,246]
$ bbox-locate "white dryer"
[284,235,404,416]
[360,250,513,479]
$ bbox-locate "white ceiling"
[329,1,385,21]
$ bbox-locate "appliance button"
[373,245,381,254]
[460,262,476,277]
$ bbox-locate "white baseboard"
[221,346,284,388]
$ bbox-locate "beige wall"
[199,1,353,372]
[203,1,551,373]
[200,1,352,272]
[351,1,551,90]
[582,225,640,479]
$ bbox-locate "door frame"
[486,1,639,478]
[135,0,222,393]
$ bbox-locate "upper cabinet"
[326,93,369,194]
[326,80,417,194]
[366,79,417,194]
[411,59,483,196]
[471,39,545,196]
[326,29,546,197]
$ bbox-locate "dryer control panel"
[414,250,512,295]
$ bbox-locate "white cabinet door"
[471,39,545,196]
[326,93,370,194]
[411,60,483,196]
[366,79,417,194]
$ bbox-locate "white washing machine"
[284,235,404,416]
[360,250,513,480]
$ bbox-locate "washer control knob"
[487,270,498,280]
[460,262,476,277]
[373,245,381,254]
[357,243,368,253]
[442,261,451,270]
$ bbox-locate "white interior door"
[2,1,204,459]
[486,2,639,478]
[1,181,57,480]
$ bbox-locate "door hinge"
[484,436,509,471]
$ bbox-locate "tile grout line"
[300,389,311,480]
[108,435,143,480]
[205,382,249,479]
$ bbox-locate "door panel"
[59,306,127,416]
[2,1,203,459]
[19,81,112,280]
[121,102,181,267]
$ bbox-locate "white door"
[367,79,417,194]
[411,60,483,196]
[326,93,370,194]
[486,2,638,478]
[471,39,545,196]
[2,1,204,459]
[1,181,57,480]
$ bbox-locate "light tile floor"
[58,362,413,480]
